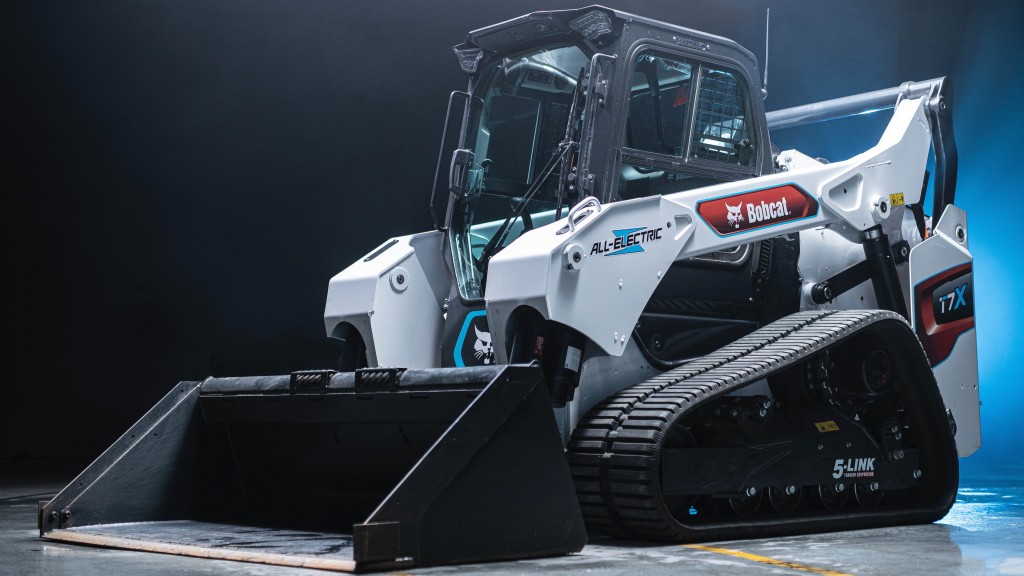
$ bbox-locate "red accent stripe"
[695,184,819,236]
[914,262,973,366]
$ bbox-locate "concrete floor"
[2,470,1022,576]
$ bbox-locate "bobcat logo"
[473,326,494,365]
[725,202,744,229]
[454,310,492,367]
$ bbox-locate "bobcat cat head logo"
[725,202,744,228]
[473,326,494,364]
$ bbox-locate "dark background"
[2,0,1021,475]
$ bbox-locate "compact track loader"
[40,6,980,572]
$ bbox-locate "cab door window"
[690,66,755,167]
[624,54,693,155]
[618,52,757,200]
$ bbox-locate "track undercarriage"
[569,310,958,540]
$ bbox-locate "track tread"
[567,309,956,542]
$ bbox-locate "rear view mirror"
[449,148,475,197]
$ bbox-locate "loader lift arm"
[767,76,957,221]
[763,77,959,315]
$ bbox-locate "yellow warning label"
[889,193,906,206]
[815,420,840,433]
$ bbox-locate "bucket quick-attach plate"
[39,365,587,572]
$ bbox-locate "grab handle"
[567,196,601,233]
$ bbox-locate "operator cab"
[436,6,796,368]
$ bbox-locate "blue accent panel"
[453,310,487,368]
[612,227,645,237]
[608,244,645,256]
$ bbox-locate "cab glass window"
[448,45,589,299]
[690,66,755,166]
[624,54,693,155]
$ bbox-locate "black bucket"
[39,365,586,572]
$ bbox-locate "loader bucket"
[38,365,587,572]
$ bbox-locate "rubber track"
[567,309,951,541]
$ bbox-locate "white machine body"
[324,94,980,456]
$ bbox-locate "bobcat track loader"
[40,6,979,572]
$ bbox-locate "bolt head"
[745,486,758,497]
[652,336,663,351]
[869,482,880,491]
[835,483,846,493]
[786,485,797,495]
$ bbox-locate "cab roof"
[455,5,761,88]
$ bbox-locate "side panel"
[909,205,980,456]
[797,225,879,311]
[324,231,449,368]
[797,204,925,313]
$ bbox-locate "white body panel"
[933,330,980,456]
[323,231,448,368]
[798,208,923,313]
[909,205,980,456]
[798,225,879,311]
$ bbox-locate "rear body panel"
[909,205,980,455]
